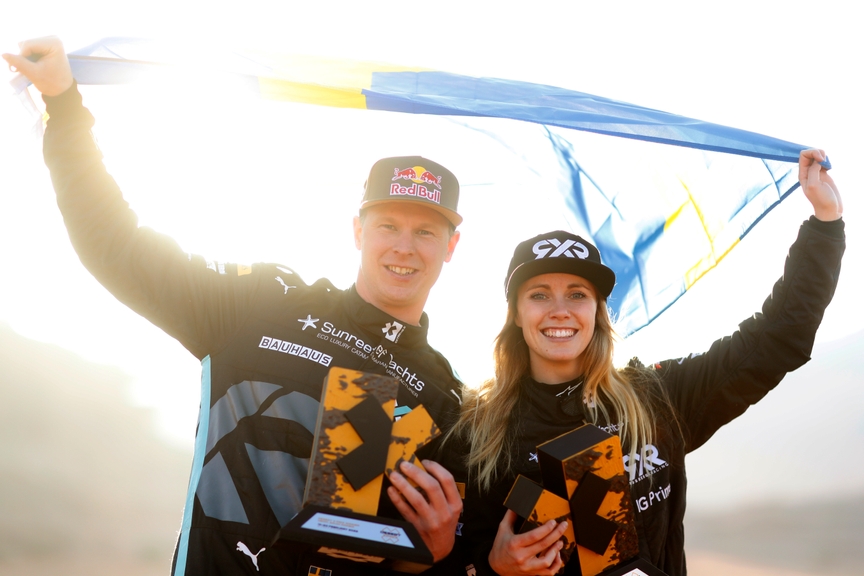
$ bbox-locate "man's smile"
[387,265,418,276]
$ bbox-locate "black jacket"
[443,216,844,576]
[42,84,463,576]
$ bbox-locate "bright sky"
[1,0,861,473]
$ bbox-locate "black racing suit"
[440,216,844,576]
[42,83,464,576]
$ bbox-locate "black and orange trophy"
[274,367,440,573]
[504,425,667,575]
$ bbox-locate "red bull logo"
[419,170,442,189]
[392,167,417,181]
[390,182,441,204]
[392,166,443,190]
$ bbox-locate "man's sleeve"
[655,216,845,452]
[42,82,262,360]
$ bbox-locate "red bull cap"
[360,156,462,226]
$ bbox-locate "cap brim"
[359,197,463,227]
[506,258,616,299]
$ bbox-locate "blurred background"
[1,1,862,574]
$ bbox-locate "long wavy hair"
[449,290,667,492]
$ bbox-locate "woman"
[443,149,844,576]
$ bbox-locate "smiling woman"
[438,156,844,575]
[514,274,598,384]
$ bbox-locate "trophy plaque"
[274,367,441,573]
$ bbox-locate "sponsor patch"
[389,182,441,204]
[298,315,319,330]
[532,238,590,260]
[258,336,332,367]
[382,320,405,343]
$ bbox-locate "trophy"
[504,424,667,576]
[273,367,441,573]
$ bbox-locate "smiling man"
[4,37,465,576]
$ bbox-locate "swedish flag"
[31,37,820,336]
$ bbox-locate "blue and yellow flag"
[13,37,817,336]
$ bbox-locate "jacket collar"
[344,285,430,348]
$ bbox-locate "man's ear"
[353,216,363,250]
[443,230,461,263]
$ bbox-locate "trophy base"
[273,505,433,574]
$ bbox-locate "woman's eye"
[529,293,548,300]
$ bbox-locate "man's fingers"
[2,53,30,74]
[17,36,62,58]
[420,459,463,507]
[419,459,453,483]
[387,471,425,517]
[395,460,461,516]
[5,36,73,96]
[386,485,419,523]
[391,463,434,512]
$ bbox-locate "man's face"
[353,202,460,323]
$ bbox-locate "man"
[4,37,464,575]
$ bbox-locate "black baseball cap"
[504,230,616,299]
[360,156,462,226]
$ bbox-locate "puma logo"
[236,541,265,571]
[275,276,296,294]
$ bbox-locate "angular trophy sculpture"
[504,424,667,576]
[274,367,440,573]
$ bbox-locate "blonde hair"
[449,294,664,492]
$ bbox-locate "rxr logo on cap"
[532,238,590,260]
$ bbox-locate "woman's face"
[515,273,598,384]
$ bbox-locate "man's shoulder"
[247,263,343,298]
